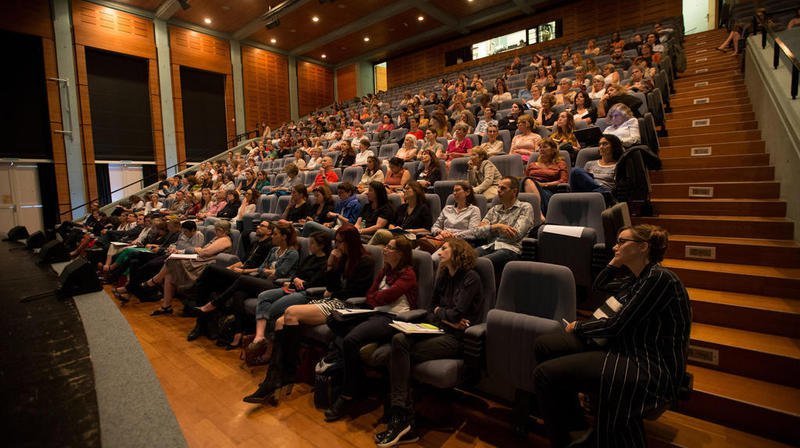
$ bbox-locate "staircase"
[636,29,800,446]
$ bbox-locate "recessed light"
[417,15,424,21]
[203,17,212,24]
[321,54,327,59]
[363,36,370,42]
[270,38,277,44]
[311,16,319,22]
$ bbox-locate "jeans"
[301,221,335,238]
[476,246,519,283]
[255,288,310,320]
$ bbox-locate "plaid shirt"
[464,199,534,254]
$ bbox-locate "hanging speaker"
[5,226,29,241]
[57,256,102,296]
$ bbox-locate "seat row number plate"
[693,97,710,105]
[694,81,709,87]
[692,119,710,127]
[695,68,709,74]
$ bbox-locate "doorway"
[0,162,43,234]
[684,0,716,35]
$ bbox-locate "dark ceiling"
[103,0,546,65]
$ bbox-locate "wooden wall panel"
[224,74,236,145]
[171,64,187,170]
[72,0,156,59]
[0,0,52,38]
[169,26,232,74]
[74,45,98,201]
[241,45,290,131]
[387,0,682,88]
[297,61,334,118]
[336,64,357,101]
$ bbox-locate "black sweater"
[427,268,483,331]
[325,253,374,299]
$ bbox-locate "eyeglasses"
[617,237,645,245]
[383,245,397,252]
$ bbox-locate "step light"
[685,245,717,260]
[688,186,714,198]
[690,146,712,156]
[692,118,711,127]
[688,345,719,366]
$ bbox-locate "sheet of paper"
[542,224,586,238]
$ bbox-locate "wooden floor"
[112,287,549,448]
[110,286,794,448]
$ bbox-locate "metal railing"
[756,14,800,99]
[62,133,261,221]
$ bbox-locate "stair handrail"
[64,135,261,221]
[755,13,800,99]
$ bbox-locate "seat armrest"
[462,323,488,382]
[345,296,367,307]
[521,237,538,261]
[556,183,571,193]
[395,309,427,322]
[214,253,240,267]
[304,286,326,299]
[273,278,290,285]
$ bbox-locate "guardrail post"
[792,65,799,100]
[773,44,780,69]
[762,27,767,49]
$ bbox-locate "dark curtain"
[180,66,227,162]
[0,30,51,158]
[95,164,112,207]
[85,48,153,161]
[37,163,60,228]
[141,165,159,189]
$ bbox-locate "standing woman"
[375,239,483,446]
[533,224,690,448]
[324,236,418,421]
[243,225,374,405]
[522,139,568,216]
[509,114,543,164]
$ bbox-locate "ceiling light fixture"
[363,36,370,42]
[178,0,190,10]
[203,17,212,24]
[321,54,327,59]
[417,15,424,21]
[270,38,277,44]
[311,16,320,23]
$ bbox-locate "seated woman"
[550,111,581,161]
[429,111,451,140]
[441,123,473,170]
[279,185,314,223]
[498,101,524,134]
[420,128,443,157]
[196,189,226,220]
[522,139,568,217]
[335,140,356,169]
[510,114,543,164]
[533,224,690,448]
[491,78,512,103]
[291,149,307,171]
[601,63,620,86]
[194,221,300,349]
[384,157,412,193]
[474,106,498,137]
[375,238,483,447]
[305,148,324,171]
[243,225,374,405]
[535,94,558,128]
[354,138,373,166]
[525,84,543,112]
[144,192,164,215]
[245,231,330,357]
[358,156,385,193]
[417,182,482,255]
[254,170,271,192]
[584,39,601,56]
[324,235,418,421]
[570,134,623,198]
[477,124,505,157]
[457,110,476,134]
[603,103,641,147]
[468,146,503,200]
[265,163,303,197]
[395,135,419,163]
[572,91,598,125]
[598,83,643,119]
[414,149,442,189]
[369,181,433,246]
[233,189,258,226]
[304,184,336,227]
[147,220,233,316]
[356,181,394,239]
[588,75,606,101]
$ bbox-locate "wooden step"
[670,96,751,111]
[659,153,769,169]
[685,60,740,73]
[666,121,759,137]
[652,198,786,217]
[672,84,742,99]
[666,104,752,119]
[678,64,742,80]
[671,93,750,108]
[680,365,800,445]
[670,79,742,94]
[659,140,765,158]
[674,72,743,89]
[652,181,780,199]
[649,166,773,183]
[667,235,800,267]
[666,111,756,129]
[689,323,800,388]
[634,215,794,240]
[689,288,800,338]
[660,129,762,147]
[646,411,795,448]
[661,258,800,298]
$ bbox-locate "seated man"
[461,176,534,281]
[310,156,339,189]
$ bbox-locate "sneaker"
[375,413,418,447]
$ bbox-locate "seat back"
[448,157,470,180]
[496,261,576,320]
[341,166,364,185]
[273,195,291,215]
[404,161,419,179]
[411,250,435,310]
[574,147,600,169]
[545,192,606,244]
[537,225,596,301]
[296,237,310,259]
[497,129,512,153]
[257,194,274,213]
[446,193,488,217]
[466,134,480,148]
[364,244,385,279]
[379,143,400,160]
[489,154,524,178]
[228,229,241,256]
[424,193,442,221]
[474,257,497,324]
[433,180,459,207]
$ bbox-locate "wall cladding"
[336,64,357,102]
[297,61,334,117]
[386,0,682,88]
[242,45,290,132]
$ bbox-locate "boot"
[280,324,301,388]
[243,330,285,405]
